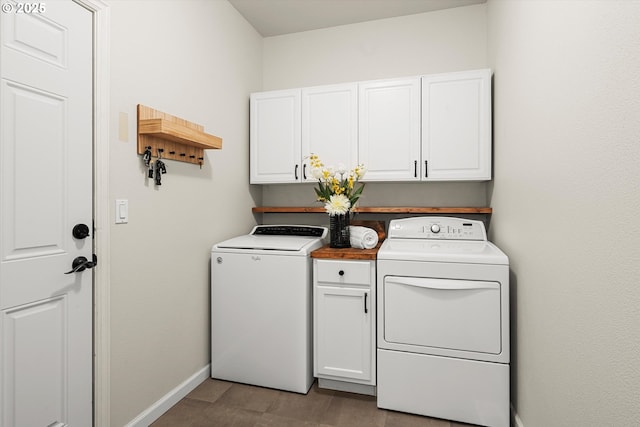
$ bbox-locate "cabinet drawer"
[315,260,371,286]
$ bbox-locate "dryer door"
[380,276,502,356]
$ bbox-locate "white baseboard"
[511,403,524,427]
[125,364,210,427]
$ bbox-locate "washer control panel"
[251,225,327,238]
[388,217,487,241]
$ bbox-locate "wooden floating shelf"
[252,206,492,214]
[137,104,222,166]
[138,118,222,150]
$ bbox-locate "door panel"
[315,286,371,381]
[2,297,67,427]
[358,78,421,181]
[3,5,67,67]
[382,276,502,354]
[421,69,491,180]
[0,1,93,426]
[2,81,66,261]
[301,83,358,181]
[250,89,301,183]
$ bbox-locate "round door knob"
[72,223,90,239]
[338,270,345,276]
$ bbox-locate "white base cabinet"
[313,259,376,395]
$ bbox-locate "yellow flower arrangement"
[308,154,366,215]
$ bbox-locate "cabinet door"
[421,69,492,181]
[301,84,358,182]
[250,89,301,183]
[315,285,372,381]
[358,78,421,181]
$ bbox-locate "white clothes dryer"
[211,225,327,394]
[376,217,510,427]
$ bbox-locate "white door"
[250,89,301,183]
[0,1,93,426]
[358,77,421,181]
[421,69,492,181]
[301,83,358,181]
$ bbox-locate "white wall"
[260,5,489,212]
[108,1,262,425]
[263,4,487,89]
[487,1,640,425]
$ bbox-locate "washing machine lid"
[213,225,328,253]
[215,234,321,252]
[377,238,508,265]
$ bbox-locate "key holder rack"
[137,104,222,166]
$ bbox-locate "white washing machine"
[376,217,509,427]
[211,225,327,394]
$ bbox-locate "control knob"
[430,224,440,233]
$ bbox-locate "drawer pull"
[338,270,345,276]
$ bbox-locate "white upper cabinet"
[301,83,358,182]
[422,69,492,181]
[250,84,358,184]
[250,89,301,184]
[358,77,422,181]
[250,69,492,184]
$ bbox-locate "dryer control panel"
[388,217,487,241]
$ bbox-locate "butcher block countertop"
[253,206,492,214]
[310,244,382,260]
[311,220,385,261]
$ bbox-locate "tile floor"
[151,379,480,427]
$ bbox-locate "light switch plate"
[115,199,128,224]
[118,112,129,142]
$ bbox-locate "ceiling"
[228,0,487,37]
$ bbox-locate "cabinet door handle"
[425,160,428,178]
[303,164,307,180]
[294,164,299,180]
[414,160,417,178]
[364,292,368,314]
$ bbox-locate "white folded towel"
[349,226,379,249]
